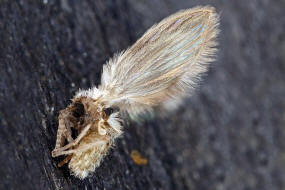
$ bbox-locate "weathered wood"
[0,0,285,189]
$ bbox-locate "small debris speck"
[130,150,148,165]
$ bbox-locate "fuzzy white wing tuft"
[99,6,219,115]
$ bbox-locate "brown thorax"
[51,96,118,161]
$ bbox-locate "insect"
[51,6,219,179]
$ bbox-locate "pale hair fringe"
[77,6,220,117]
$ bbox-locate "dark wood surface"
[1,0,285,189]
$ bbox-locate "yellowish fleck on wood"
[130,150,148,165]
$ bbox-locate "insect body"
[52,6,219,179]
[52,97,122,178]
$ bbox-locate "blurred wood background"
[0,0,285,189]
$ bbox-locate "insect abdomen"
[68,131,112,179]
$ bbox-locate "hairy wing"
[99,6,219,114]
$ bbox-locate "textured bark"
[0,0,285,190]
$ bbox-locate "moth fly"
[52,6,219,179]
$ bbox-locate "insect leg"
[52,123,92,157]
[72,139,108,153]
[58,155,73,167]
[64,119,74,143]
[54,117,67,149]
[52,140,106,157]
